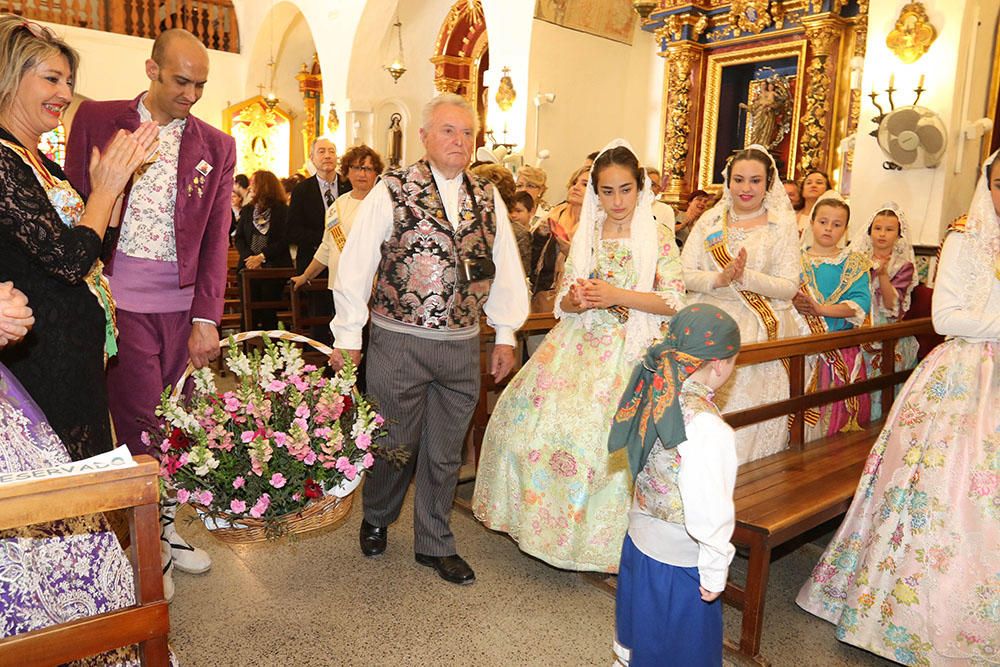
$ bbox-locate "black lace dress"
[0,127,113,460]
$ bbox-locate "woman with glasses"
[291,145,385,292]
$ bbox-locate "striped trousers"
[362,325,480,556]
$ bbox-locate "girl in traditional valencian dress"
[681,145,808,464]
[850,203,921,421]
[473,140,685,572]
[794,195,872,438]
[796,151,1000,665]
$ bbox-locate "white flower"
[226,352,252,377]
[192,367,218,395]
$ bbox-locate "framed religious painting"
[698,41,807,189]
[223,96,294,178]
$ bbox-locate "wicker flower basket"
[170,330,363,544]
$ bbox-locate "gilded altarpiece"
[223,97,293,177]
[645,0,867,204]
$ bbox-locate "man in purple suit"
[66,29,235,592]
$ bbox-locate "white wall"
[524,19,663,202]
[850,0,999,245]
[40,22,244,131]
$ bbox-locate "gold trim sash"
[325,200,348,252]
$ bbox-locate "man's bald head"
[145,29,209,123]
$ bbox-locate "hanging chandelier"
[384,14,407,83]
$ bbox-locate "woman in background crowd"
[796,170,831,238]
[291,145,385,293]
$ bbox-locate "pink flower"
[289,375,309,392]
[270,473,287,489]
[303,450,317,465]
[273,431,288,447]
[176,488,191,504]
[241,430,256,444]
[233,476,246,489]
[549,450,578,478]
[969,471,998,497]
[293,417,309,432]
[343,464,358,481]
[224,396,241,412]
[374,414,385,427]
[266,379,287,393]
[141,431,151,446]
[160,439,171,453]
[295,404,311,419]
[230,499,247,513]
[249,493,271,518]
[292,492,302,502]
[197,490,214,506]
[362,452,375,469]
[303,364,318,372]
[356,432,372,450]
[527,450,541,464]
[335,456,351,471]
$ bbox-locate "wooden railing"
[0,455,169,665]
[2,0,239,53]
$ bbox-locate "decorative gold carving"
[844,0,869,173]
[730,0,772,36]
[698,40,807,187]
[798,18,843,174]
[886,2,936,64]
[662,44,703,190]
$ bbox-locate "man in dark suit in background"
[286,136,350,341]
[287,136,351,273]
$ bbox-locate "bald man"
[66,29,236,591]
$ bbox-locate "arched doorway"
[431,0,489,147]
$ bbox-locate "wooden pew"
[239,268,296,332]
[721,318,933,665]
[0,455,169,665]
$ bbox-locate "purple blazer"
[64,93,236,323]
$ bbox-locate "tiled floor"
[166,484,893,666]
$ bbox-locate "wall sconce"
[848,55,864,92]
[384,14,407,83]
[534,92,556,107]
[495,67,516,112]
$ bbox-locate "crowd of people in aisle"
[0,15,996,667]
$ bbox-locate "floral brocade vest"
[633,381,719,524]
[372,160,497,331]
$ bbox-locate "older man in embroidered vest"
[330,93,528,584]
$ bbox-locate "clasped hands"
[244,253,266,270]
[714,248,747,288]
[87,122,160,199]
[0,282,33,348]
[567,277,620,311]
[792,288,822,317]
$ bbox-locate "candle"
[918,73,925,89]
[889,73,895,88]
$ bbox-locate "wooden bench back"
[0,455,170,665]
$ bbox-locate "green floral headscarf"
[608,303,741,479]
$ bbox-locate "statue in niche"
[387,113,403,168]
[740,71,792,150]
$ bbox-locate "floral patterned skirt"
[796,339,1000,665]
[472,318,634,572]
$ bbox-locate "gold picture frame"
[699,40,807,189]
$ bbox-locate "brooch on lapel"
[195,160,213,176]
[187,174,206,199]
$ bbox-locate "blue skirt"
[614,535,723,667]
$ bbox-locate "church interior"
[1,0,998,665]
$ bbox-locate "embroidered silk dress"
[682,215,808,463]
[0,363,145,665]
[473,227,684,572]
[796,201,1000,663]
[799,249,872,438]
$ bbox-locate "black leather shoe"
[415,553,476,585]
[359,520,387,557]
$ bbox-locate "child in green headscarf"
[608,303,741,667]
